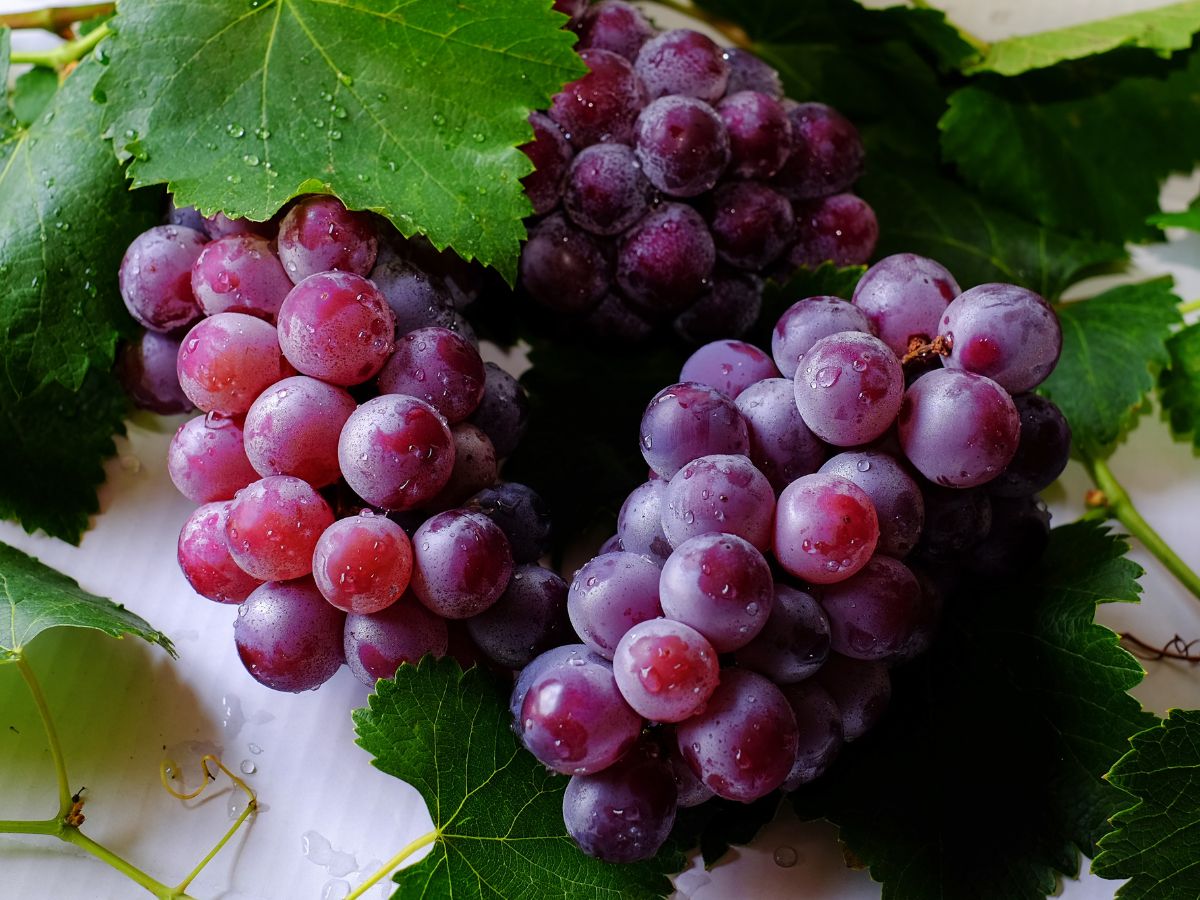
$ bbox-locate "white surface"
[2,1,1199,899]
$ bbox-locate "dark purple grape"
[617,204,715,317]
[584,292,655,343]
[276,195,378,283]
[774,473,879,585]
[410,510,514,619]
[520,111,574,215]
[735,377,826,492]
[664,735,715,807]
[786,193,879,268]
[426,423,498,510]
[616,480,672,562]
[662,454,776,551]
[377,326,485,423]
[119,225,206,333]
[575,1,654,61]
[167,413,257,503]
[852,253,960,357]
[915,486,992,563]
[819,451,924,558]
[634,29,729,103]
[674,270,763,344]
[466,482,552,564]
[117,330,192,415]
[191,234,292,321]
[177,501,262,604]
[344,594,448,686]
[816,654,890,741]
[234,579,346,693]
[612,618,719,722]
[634,96,730,198]
[165,199,208,233]
[226,475,335,581]
[568,550,663,658]
[520,213,611,314]
[549,48,645,148]
[968,496,1052,578]
[819,555,924,662]
[774,102,864,200]
[722,48,783,97]
[639,381,749,479]
[563,143,652,236]
[717,91,793,179]
[780,682,842,790]
[465,564,569,669]
[680,339,780,400]
[707,180,795,270]
[771,295,872,379]
[552,0,587,23]
[468,362,530,458]
[990,394,1071,497]
[735,584,830,683]
[243,376,356,488]
[369,246,460,335]
[203,212,273,240]
[399,234,485,311]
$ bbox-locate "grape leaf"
[1148,195,1200,230]
[0,539,174,660]
[1157,321,1200,448]
[353,657,683,899]
[1040,278,1182,458]
[968,0,1200,76]
[671,793,781,868]
[1091,709,1200,899]
[11,66,57,127]
[794,522,1154,900]
[96,0,585,283]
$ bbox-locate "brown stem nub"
[901,334,951,367]
[0,3,113,31]
[1120,632,1200,664]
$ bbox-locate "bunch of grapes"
[510,251,1070,863]
[117,195,573,693]
[518,0,876,343]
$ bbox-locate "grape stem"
[0,3,112,32]
[9,21,109,68]
[1120,631,1200,663]
[1085,456,1200,604]
[647,0,752,49]
[345,828,441,900]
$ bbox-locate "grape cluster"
[118,196,571,693]
[510,251,1070,863]
[518,1,876,343]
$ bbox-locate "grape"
[717,91,793,179]
[968,496,1051,578]
[465,482,552,564]
[816,654,890,741]
[898,369,1020,488]
[465,564,570,669]
[774,473,879,584]
[167,413,258,503]
[774,102,864,200]
[735,584,830,683]
[377,326,485,423]
[548,48,645,148]
[680,339,779,399]
[468,362,530,458]
[519,652,642,775]
[584,293,655,343]
[312,512,413,614]
[243,376,356,487]
[673,270,763,344]
[277,271,395,386]
[634,29,729,103]
[116,330,192,415]
[612,618,719,721]
[851,253,961,357]
[225,475,334,581]
[203,212,273,240]
[779,682,842,790]
[722,48,783,98]
[176,313,291,415]
[563,742,677,862]
[234,579,345,693]
[785,193,879,268]
[165,200,207,233]
[426,423,498,510]
[940,283,1063,393]
[794,331,903,447]
[771,295,872,379]
[343,595,448,686]
[520,213,611,314]
[675,669,798,802]
[819,555,924,662]
[819,451,924,558]
[563,143,652,236]
[520,111,574,215]
[633,96,730,197]
[510,643,591,725]
[276,195,378,283]
[369,248,460,335]
[599,533,624,555]
[119,225,206,333]
[916,486,992,562]
[568,551,663,658]
[190,234,292,320]
[639,382,749,479]
[575,1,654,61]
[177,502,262,604]
[617,203,715,316]
[707,181,795,270]
[664,736,715,807]
[616,480,672,562]
[410,510,513,619]
[662,454,775,551]
[400,234,485,311]
[990,394,1071,498]
[552,0,587,22]
[735,378,826,493]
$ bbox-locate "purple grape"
[617,203,715,316]
[676,669,798,802]
[465,482,552,564]
[575,1,654,61]
[774,473,879,584]
[276,195,378,283]
[177,501,262,604]
[167,413,258,503]
[520,213,611,314]
[662,454,775,551]
[176,313,291,415]
[338,395,455,511]
[119,225,206,333]
[674,270,763,344]
[520,111,574,215]
[468,362,529,458]
[598,533,624,555]
[510,643,591,725]
[616,480,672,562]
[165,199,208,233]
[634,29,729,103]
[916,486,992,562]
[680,339,780,400]
[734,378,825,493]
[426,423,498,509]
[563,143,652,236]
[377,326,485,423]
[234,578,346,693]
[990,394,1071,497]
[793,331,903,447]
[190,234,292,321]
[116,330,192,415]
[819,555,924,662]
[780,682,842,790]
[940,283,1063,393]
[410,510,513,619]
[852,254,961,357]
[898,369,1020,488]
[785,193,879,268]
[774,102,864,200]
[368,247,460,335]
[723,48,783,97]
[735,584,830,683]
[466,564,569,669]
[634,96,730,198]
[243,376,356,487]
[708,180,795,270]
[819,451,924,558]
[771,295,872,379]
[203,212,273,240]
[549,48,645,148]
[969,496,1052,578]
[660,532,774,652]
[568,550,663,658]
[552,0,587,23]
[312,512,413,614]
[639,381,749,479]
[664,735,715,807]
[584,292,655,343]
[613,618,719,722]
[816,654,890,741]
[344,595,448,686]
[717,91,793,179]
[399,234,485,311]
[225,475,335,581]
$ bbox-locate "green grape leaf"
[1091,709,1200,899]
[96,0,585,283]
[1148,195,1200,230]
[11,66,57,126]
[795,522,1154,900]
[671,793,781,868]
[0,539,174,659]
[969,0,1200,75]
[353,657,683,899]
[1040,278,1182,458]
[1157,320,1200,448]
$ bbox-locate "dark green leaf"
[795,522,1154,900]
[11,66,57,127]
[97,0,585,283]
[353,657,682,899]
[1148,195,1200,230]
[1157,320,1200,448]
[671,793,781,868]
[1092,709,1200,899]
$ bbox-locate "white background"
[1,1,1199,898]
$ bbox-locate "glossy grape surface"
[793,330,903,447]
[820,451,924,558]
[176,313,290,415]
[465,564,570,669]
[225,475,335,581]
[568,551,663,658]
[661,454,775,551]
[177,502,262,604]
[119,225,206,332]
[735,584,830,683]
[167,413,258,503]
[634,95,730,197]
[634,29,728,103]
[612,618,719,722]
[234,579,346,693]
[410,510,514,619]
[343,596,448,686]
[771,295,872,379]
[191,234,292,320]
[617,203,715,315]
[774,473,879,584]
[852,253,961,356]
[549,48,645,148]
[242,376,356,487]
[735,377,826,492]
[377,326,485,423]
[639,381,749,479]
[820,555,925,662]
[312,513,413,614]
[117,330,192,415]
[276,195,378,282]
[679,339,779,399]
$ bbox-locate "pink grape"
[276,195,378,283]
[510,643,591,725]
[679,339,780,399]
[242,376,356,487]
[203,212,273,239]
[568,551,663,658]
[176,312,291,415]
[774,473,878,584]
[819,450,924,558]
[410,510,514,619]
[234,578,345,693]
[661,454,775,551]
[612,618,719,722]
[312,513,414,614]
[665,736,715,807]
[167,413,258,503]
[344,594,448,686]
[616,480,672,562]
[793,330,904,447]
[119,225,206,332]
[771,295,872,379]
[376,326,485,423]
[176,501,262,604]
[190,234,292,320]
[225,475,335,581]
[852,253,961,356]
